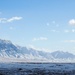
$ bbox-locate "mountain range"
[0,39,75,62]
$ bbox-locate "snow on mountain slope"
[0,39,75,62]
[0,39,48,60]
[51,51,75,59]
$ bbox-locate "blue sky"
[0,0,75,53]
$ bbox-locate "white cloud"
[9,27,14,30]
[0,12,2,14]
[52,21,59,27]
[64,29,75,33]
[69,19,75,25]
[50,29,75,33]
[27,45,51,52]
[46,21,59,27]
[0,16,22,23]
[49,29,75,33]
[27,45,37,50]
[32,37,48,41]
[7,17,22,22]
[47,23,49,26]
[64,30,69,33]
[51,29,56,32]
[72,29,75,32]
[0,18,7,23]
[52,21,55,24]
[56,24,59,27]
[64,40,75,43]
[50,29,59,33]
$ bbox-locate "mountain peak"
[51,50,75,59]
[0,39,12,44]
[0,39,75,62]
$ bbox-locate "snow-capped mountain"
[51,51,75,59]
[0,39,75,62]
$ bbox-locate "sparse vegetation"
[0,63,75,75]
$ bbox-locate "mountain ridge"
[0,39,75,62]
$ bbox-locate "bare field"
[0,63,75,75]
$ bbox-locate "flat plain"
[0,62,75,75]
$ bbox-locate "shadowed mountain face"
[0,39,75,61]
